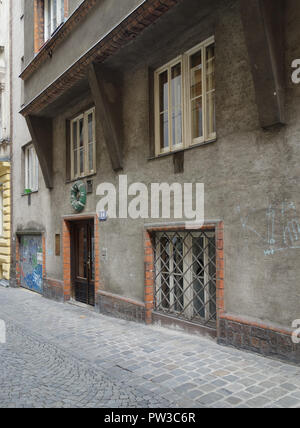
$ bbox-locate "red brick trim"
[144,222,225,329]
[62,220,71,300]
[34,0,45,55]
[15,237,20,286]
[62,215,100,302]
[27,0,94,79]
[21,0,180,116]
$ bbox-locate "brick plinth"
[218,317,300,365]
[96,291,145,323]
[43,278,64,302]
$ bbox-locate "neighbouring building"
[0,0,11,284]
[11,0,300,363]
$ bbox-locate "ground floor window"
[154,230,216,327]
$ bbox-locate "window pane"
[160,112,169,151]
[74,150,78,177]
[190,50,203,139]
[52,0,57,32]
[89,143,94,172]
[171,63,182,147]
[206,44,216,136]
[72,122,77,150]
[173,237,184,312]
[192,99,203,139]
[88,113,93,143]
[80,149,84,174]
[60,0,65,23]
[160,237,170,309]
[159,71,169,151]
[208,237,216,321]
[79,119,84,147]
[190,51,202,99]
[79,118,84,174]
[193,237,205,319]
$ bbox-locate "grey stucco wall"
[14,0,300,329]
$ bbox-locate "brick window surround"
[144,222,225,335]
[34,0,69,54]
[62,215,100,302]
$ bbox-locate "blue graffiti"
[23,264,43,293]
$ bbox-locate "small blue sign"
[98,211,108,222]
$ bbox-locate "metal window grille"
[154,230,217,328]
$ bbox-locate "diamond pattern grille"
[154,230,216,328]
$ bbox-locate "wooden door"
[72,220,95,306]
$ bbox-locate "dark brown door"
[72,220,95,306]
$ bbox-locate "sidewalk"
[0,287,299,408]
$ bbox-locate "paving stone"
[198,392,223,405]
[0,287,300,409]
[275,396,300,408]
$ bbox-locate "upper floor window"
[154,37,216,156]
[44,0,65,42]
[70,108,96,180]
[25,145,39,193]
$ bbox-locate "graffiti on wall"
[20,235,43,293]
[237,202,300,256]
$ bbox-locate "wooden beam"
[240,0,285,128]
[26,115,53,189]
[88,63,123,172]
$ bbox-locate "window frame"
[154,36,216,156]
[44,0,65,42]
[70,107,96,181]
[155,230,216,325]
[24,145,39,193]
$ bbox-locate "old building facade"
[11,0,300,363]
[0,0,11,283]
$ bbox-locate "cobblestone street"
[0,287,300,408]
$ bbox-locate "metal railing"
[154,230,217,328]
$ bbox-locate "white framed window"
[70,107,96,180]
[154,36,216,155]
[25,145,39,192]
[44,0,65,42]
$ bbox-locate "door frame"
[62,214,100,304]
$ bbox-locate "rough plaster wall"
[12,0,51,275]
[13,0,300,328]
[0,0,11,151]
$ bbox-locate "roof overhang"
[20,0,180,117]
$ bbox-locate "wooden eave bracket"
[26,115,53,189]
[88,63,123,172]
